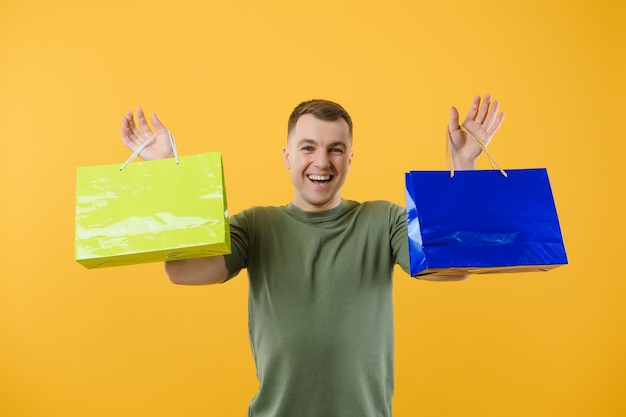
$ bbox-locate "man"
[120,95,504,416]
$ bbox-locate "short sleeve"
[223,211,250,281]
[389,203,411,275]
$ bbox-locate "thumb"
[448,106,460,132]
[151,112,169,132]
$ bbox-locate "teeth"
[308,175,331,181]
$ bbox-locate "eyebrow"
[297,139,348,148]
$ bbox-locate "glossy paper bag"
[405,168,567,277]
[75,152,230,268]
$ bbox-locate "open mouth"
[307,174,332,184]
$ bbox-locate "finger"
[136,107,152,134]
[121,115,139,150]
[474,94,492,124]
[486,111,505,137]
[483,99,500,128]
[448,106,460,132]
[125,109,143,139]
[120,112,136,141]
[463,95,480,124]
[151,112,168,133]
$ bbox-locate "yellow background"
[1,0,624,416]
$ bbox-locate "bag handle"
[446,126,507,178]
[120,130,179,171]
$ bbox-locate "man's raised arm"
[419,94,505,282]
[120,107,230,285]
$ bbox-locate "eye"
[301,146,314,152]
[330,147,344,154]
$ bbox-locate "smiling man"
[120,96,504,417]
[283,102,354,212]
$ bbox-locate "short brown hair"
[287,99,353,138]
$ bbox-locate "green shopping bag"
[75,137,230,269]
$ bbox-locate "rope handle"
[120,130,179,171]
[446,126,507,178]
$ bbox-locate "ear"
[347,150,354,172]
[283,146,291,169]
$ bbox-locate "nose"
[313,150,330,169]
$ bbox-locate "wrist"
[450,153,478,171]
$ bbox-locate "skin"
[448,94,505,170]
[283,114,353,212]
[119,95,505,284]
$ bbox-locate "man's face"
[283,114,353,212]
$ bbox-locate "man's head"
[287,99,353,140]
[283,99,354,212]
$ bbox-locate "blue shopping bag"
[405,168,568,277]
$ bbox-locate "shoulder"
[230,205,289,224]
[243,205,290,216]
[353,200,405,216]
[347,200,406,227]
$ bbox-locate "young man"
[120,96,504,417]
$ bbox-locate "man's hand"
[120,107,174,160]
[448,94,505,170]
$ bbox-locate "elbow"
[446,274,470,281]
[164,260,202,285]
[420,274,470,282]
[167,273,186,286]
[163,258,228,285]
[164,262,187,285]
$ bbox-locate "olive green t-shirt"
[224,199,410,417]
